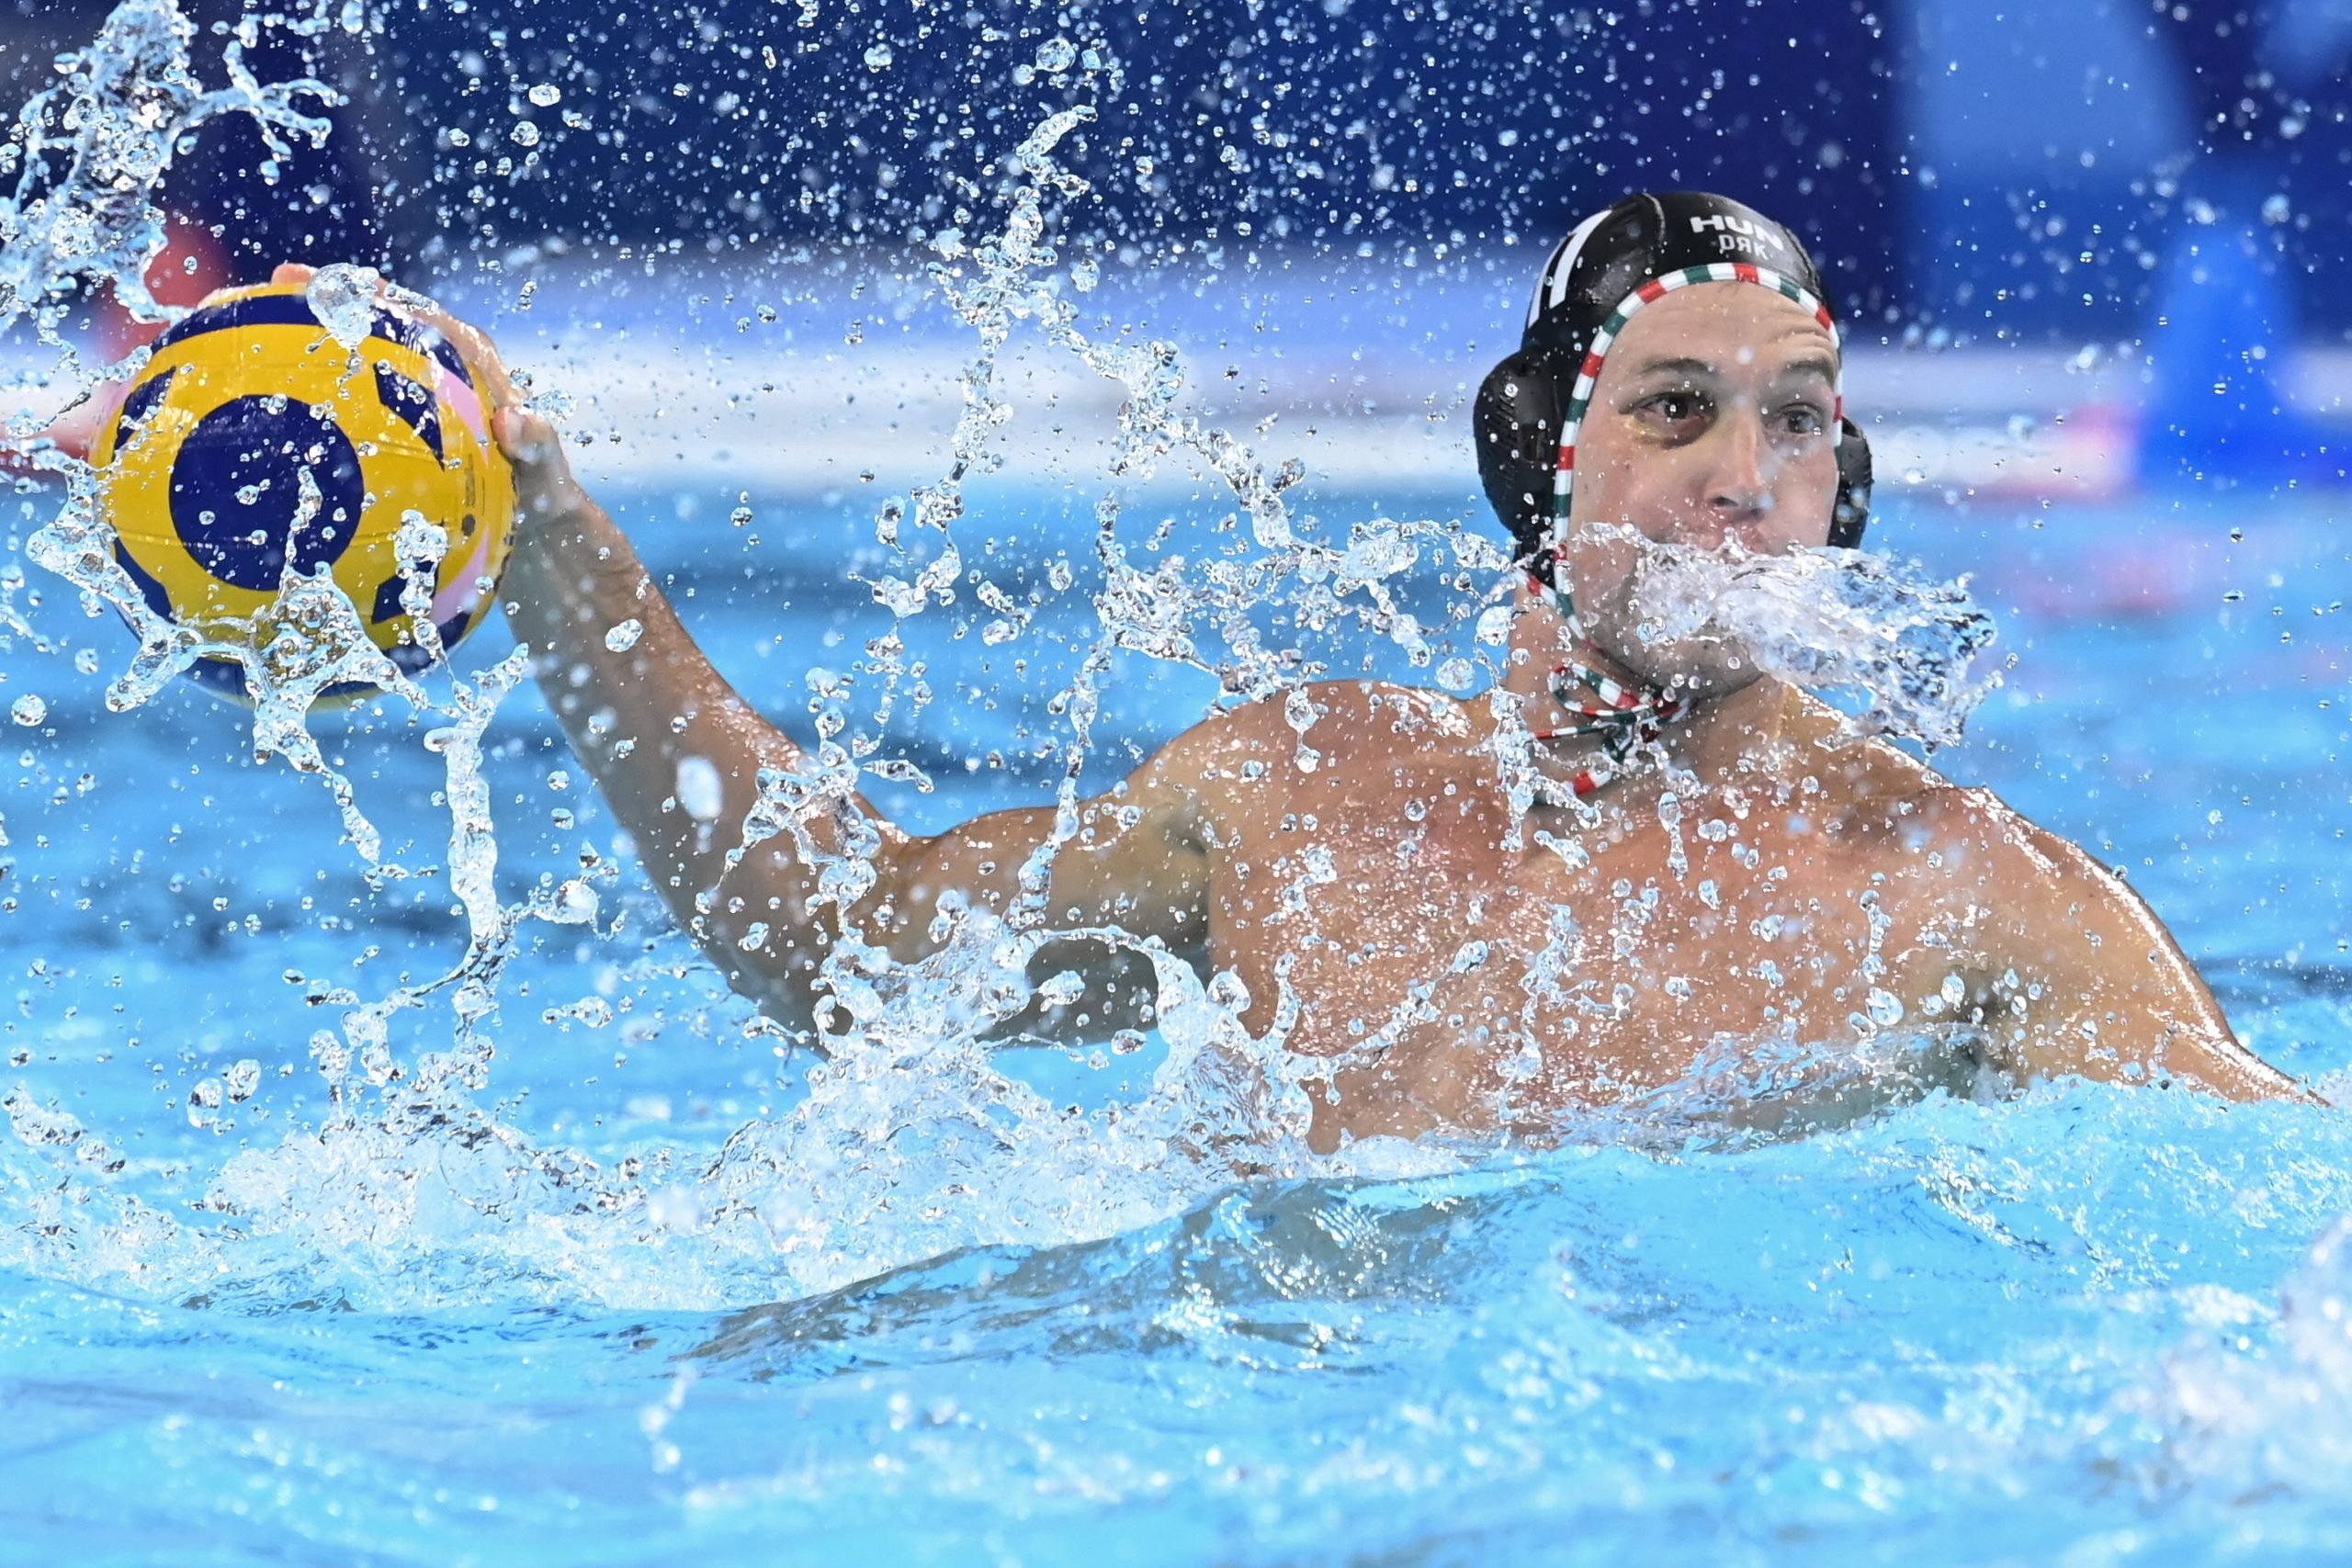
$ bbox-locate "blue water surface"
[6,476,2352,1566]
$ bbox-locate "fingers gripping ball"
[90,281,518,701]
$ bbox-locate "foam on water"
[17,1077,2352,1560]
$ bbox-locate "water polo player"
[368,188,2310,1143]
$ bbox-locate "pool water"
[6,478,2352,1565]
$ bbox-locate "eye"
[1775,401,1830,438]
[1631,389,1710,431]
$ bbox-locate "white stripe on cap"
[1530,205,1614,327]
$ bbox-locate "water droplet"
[223,1059,262,1102]
[605,618,644,652]
[10,694,45,726]
[864,42,894,71]
[304,263,382,350]
[675,756,725,822]
[510,119,541,148]
[1035,36,1077,71]
[526,83,561,107]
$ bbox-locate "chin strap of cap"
[1526,570,1690,796]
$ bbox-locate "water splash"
[303,261,383,349]
[0,0,2062,1339]
[0,2,1570,1335]
[1626,537,2002,749]
[0,2,628,1302]
[0,0,333,367]
[729,36,1505,1151]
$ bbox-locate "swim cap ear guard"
[1474,191,1873,577]
[1831,412,1872,547]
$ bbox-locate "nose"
[1702,411,1771,527]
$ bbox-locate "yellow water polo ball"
[90,280,517,701]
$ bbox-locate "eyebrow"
[1621,352,1839,385]
[1622,355,1715,381]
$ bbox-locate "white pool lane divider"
[10,260,2350,502]
[328,335,2166,502]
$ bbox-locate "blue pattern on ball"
[373,364,444,458]
[148,292,322,355]
[167,396,365,592]
[111,367,177,453]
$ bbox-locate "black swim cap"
[1474,191,1872,575]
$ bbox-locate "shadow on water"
[688,1173,1483,1377]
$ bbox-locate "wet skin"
[292,266,2305,1148]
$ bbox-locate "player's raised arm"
[486,394,1213,1039]
[1899,788,2314,1104]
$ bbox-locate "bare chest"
[1205,784,1908,1123]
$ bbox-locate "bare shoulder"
[1823,726,2130,931]
[1770,686,1945,803]
[1149,680,1477,771]
[1750,688,2102,914]
[1766,686,2008,847]
[1899,777,2120,897]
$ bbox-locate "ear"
[1474,348,1564,568]
[1829,415,1872,548]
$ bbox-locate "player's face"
[1557,283,1841,691]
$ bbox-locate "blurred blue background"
[2,0,2346,336]
[0,0,2342,489]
